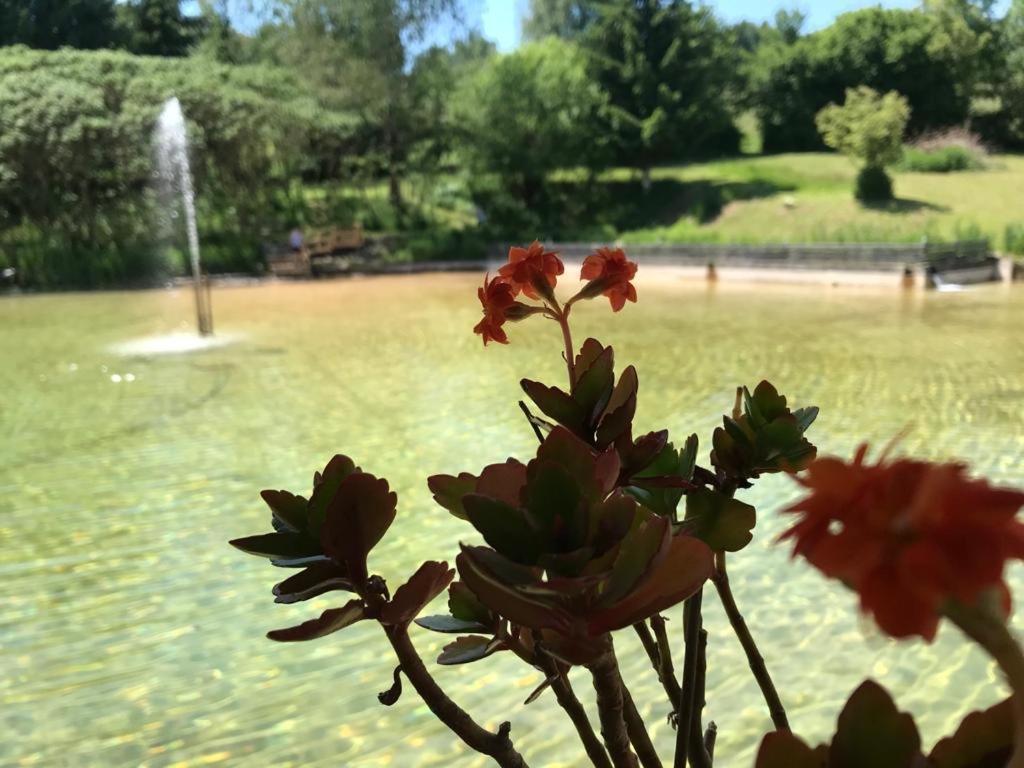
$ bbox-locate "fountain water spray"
[155,97,213,336]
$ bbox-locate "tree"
[752,7,967,152]
[816,86,910,202]
[453,41,609,223]
[277,0,463,211]
[122,0,199,56]
[583,0,739,179]
[522,0,599,40]
[0,0,121,49]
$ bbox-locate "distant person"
[289,227,304,253]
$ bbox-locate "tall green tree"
[584,0,739,179]
[0,0,121,49]
[122,0,198,56]
[522,0,599,40]
[277,0,463,211]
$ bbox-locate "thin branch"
[535,652,612,768]
[518,400,545,443]
[587,647,639,768]
[620,678,664,768]
[384,626,528,768]
[634,620,682,716]
[712,552,790,732]
[673,589,703,768]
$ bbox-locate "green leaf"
[427,472,477,520]
[437,635,502,665]
[266,599,366,642]
[307,454,359,533]
[601,507,670,604]
[448,581,495,626]
[415,615,492,634]
[525,462,585,550]
[319,472,397,584]
[684,488,757,552]
[573,337,605,387]
[521,379,586,434]
[380,561,455,626]
[829,680,922,768]
[572,343,615,427]
[595,366,638,448]
[793,406,819,433]
[930,698,1013,768]
[229,532,324,566]
[755,731,826,768]
[463,494,542,564]
[260,489,307,532]
[751,380,789,421]
[272,561,353,604]
[678,434,698,482]
[456,546,572,632]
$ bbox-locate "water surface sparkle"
[1,275,1022,767]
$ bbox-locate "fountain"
[154,97,214,336]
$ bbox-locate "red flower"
[580,247,638,312]
[473,274,517,345]
[498,241,564,301]
[782,445,1024,640]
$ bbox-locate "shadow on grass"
[860,198,950,213]
[547,176,796,235]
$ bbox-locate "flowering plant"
[232,242,1024,768]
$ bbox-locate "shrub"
[855,165,893,202]
[1005,223,1024,255]
[897,145,983,172]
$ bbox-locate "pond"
[2,273,1022,767]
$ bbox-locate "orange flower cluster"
[782,445,1024,640]
[581,247,638,312]
[472,241,639,344]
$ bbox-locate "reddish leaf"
[930,698,1013,768]
[587,534,713,634]
[755,731,826,768]
[320,472,397,584]
[596,367,638,448]
[476,459,528,508]
[829,680,922,768]
[572,344,615,427]
[266,599,366,642]
[572,338,606,387]
[457,546,572,633]
[380,561,455,626]
[229,532,325,566]
[427,472,477,520]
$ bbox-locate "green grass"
[610,153,1024,249]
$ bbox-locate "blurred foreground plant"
[232,242,1024,767]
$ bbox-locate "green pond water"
[2,274,1023,768]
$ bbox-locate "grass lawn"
[613,153,1024,249]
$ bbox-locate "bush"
[898,145,983,172]
[855,165,893,202]
[1005,223,1024,255]
[0,46,359,288]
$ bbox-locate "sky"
[479,0,1013,52]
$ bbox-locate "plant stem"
[384,626,528,768]
[548,297,576,386]
[945,600,1024,768]
[634,622,682,712]
[588,646,640,768]
[620,677,664,768]
[651,615,683,706]
[688,629,711,768]
[712,551,790,732]
[674,588,703,768]
[535,653,612,768]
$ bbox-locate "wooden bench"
[267,225,364,277]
